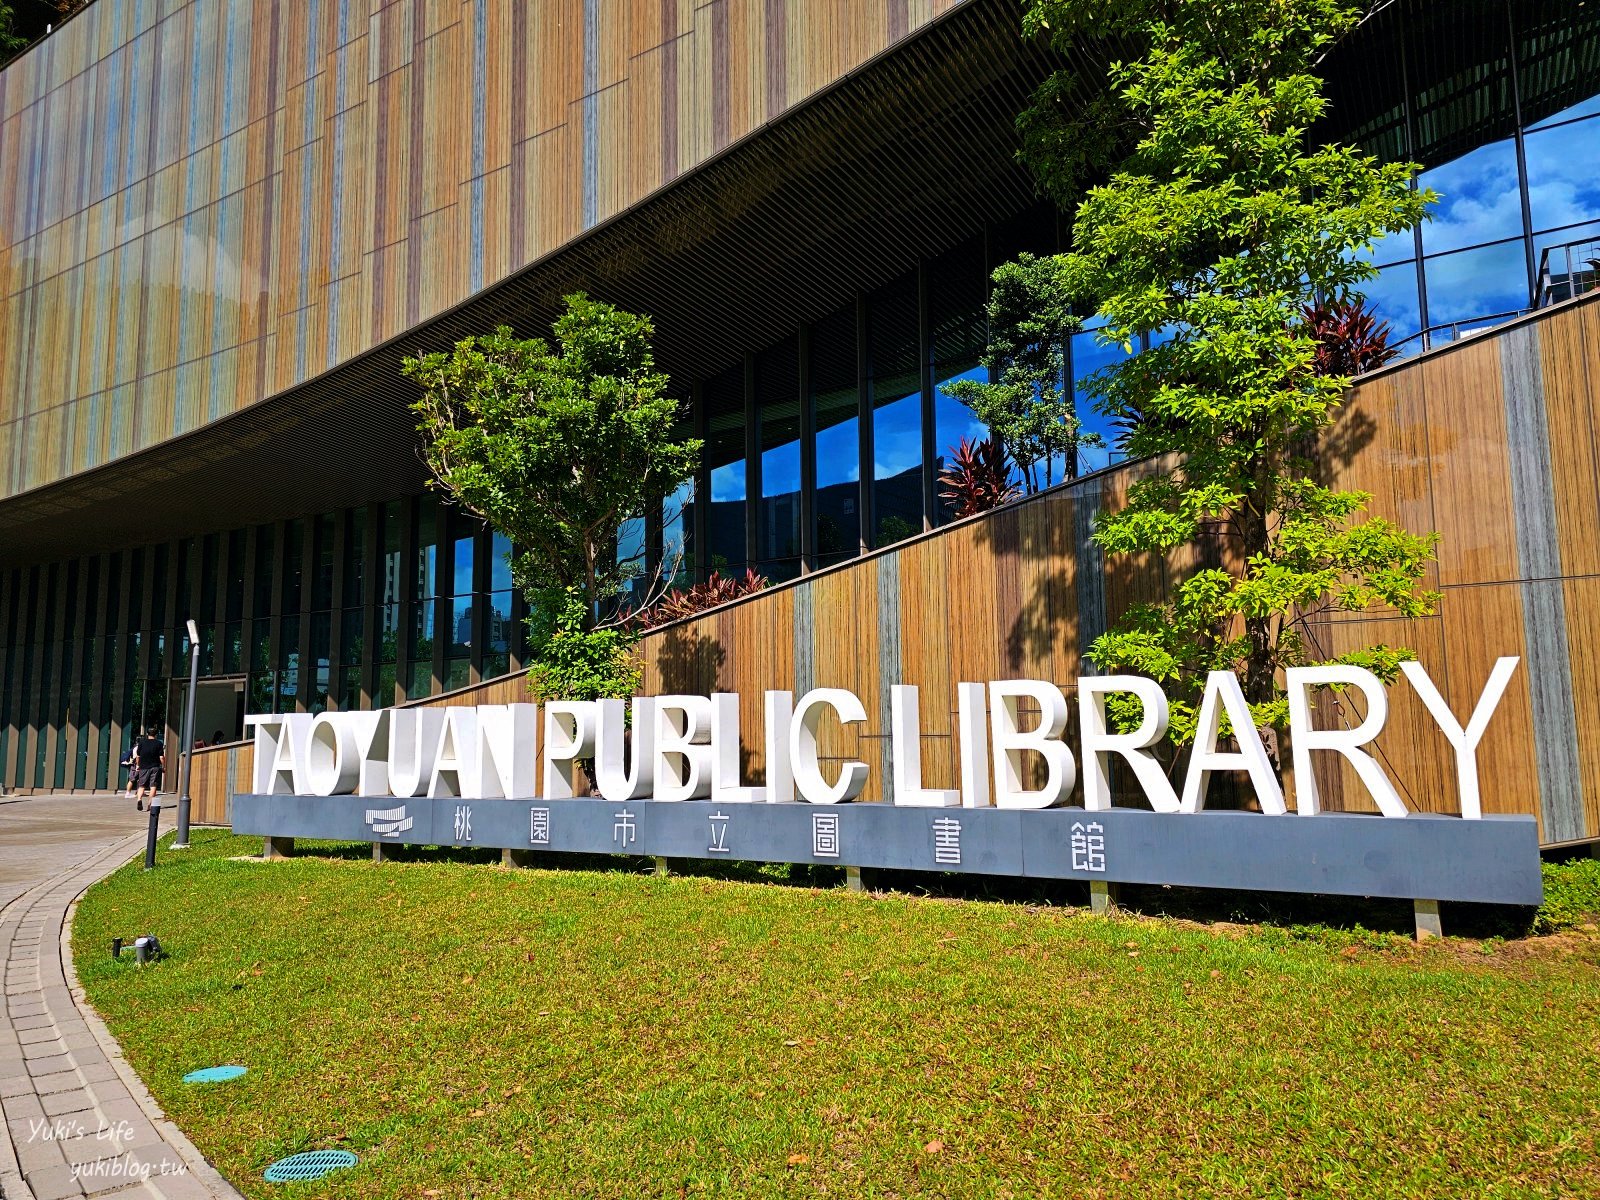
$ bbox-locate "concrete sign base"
[230,795,1543,906]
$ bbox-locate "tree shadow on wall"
[651,623,727,695]
[1313,397,1380,484]
[970,468,1179,679]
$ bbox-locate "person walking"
[132,725,166,812]
[120,734,139,801]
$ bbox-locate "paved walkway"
[0,794,242,1200]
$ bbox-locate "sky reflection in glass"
[1419,138,1521,256]
[1523,117,1600,233]
[1072,325,1131,476]
[1423,240,1530,325]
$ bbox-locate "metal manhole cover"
[183,1065,247,1084]
[263,1150,359,1182]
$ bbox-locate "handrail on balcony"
[1538,235,1600,308]
[1387,309,1531,356]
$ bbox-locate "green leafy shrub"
[1532,856,1600,933]
[526,590,641,703]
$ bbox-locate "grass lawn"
[71,831,1600,1199]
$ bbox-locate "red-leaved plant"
[938,436,1021,519]
[1301,296,1399,377]
[623,568,769,631]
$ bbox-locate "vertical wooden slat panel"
[0,0,954,500]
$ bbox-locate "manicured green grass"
[73,832,1600,1199]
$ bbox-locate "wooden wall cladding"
[0,0,961,501]
[197,298,1600,846]
[637,298,1600,844]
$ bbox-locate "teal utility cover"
[264,1150,358,1182]
[183,1065,247,1084]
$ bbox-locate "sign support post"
[1089,880,1118,915]
[1413,898,1443,940]
[173,619,201,849]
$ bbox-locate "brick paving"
[0,795,243,1200]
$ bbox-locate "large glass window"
[662,477,694,587]
[617,517,647,610]
[148,544,168,678]
[1071,319,1133,476]
[1418,138,1522,257]
[340,608,364,667]
[487,529,514,678]
[1362,260,1424,351]
[309,612,331,713]
[222,622,242,674]
[929,237,990,522]
[312,513,336,611]
[1524,118,1600,236]
[703,366,747,577]
[278,614,300,713]
[340,667,362,713]
[379,500,403,700]
[198,534,218,626]
[410,500,438,699]
[252,526,274,618]
[756,336,802,580]
[810,305,861,567]
[345,508,367,607]
[282,520,304,615]
[449,527,474,660]
[225,529,245,622]
[1422,238,1530,327]
[1319,0,1600,347]
[868,271,924,548]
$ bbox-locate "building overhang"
[0,0,1059,567]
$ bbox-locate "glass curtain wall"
[810,304,861,568]
[1327,0,1600,351]
[341,508,367,712]
[278,519,303,713]
[929,236,990,523]
[867,271,925,548]
[447,515,475,691]
[703,366,748,577]
[0,495,533,791]
[756,336,804,581]
[487,532,514,680]
[410,504,438,700]
[378,500,403,707]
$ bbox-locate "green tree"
[943,255,1098,491]
[403,294,701,698]
[1021,0,1438,758]
[1,1,28,63]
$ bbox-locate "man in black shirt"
[133,726,165,812]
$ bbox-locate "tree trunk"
[1234,484,1283,781]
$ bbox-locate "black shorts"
[133,766,162,791]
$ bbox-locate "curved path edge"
[0,829,245,1200]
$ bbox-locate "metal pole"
[143,799,161,870]
[174,619,200,848]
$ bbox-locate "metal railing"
[1538,236,1600,307]
[1383,234,1598,358]
[1388,309,1531,357]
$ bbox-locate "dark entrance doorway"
[161,676,249,789]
